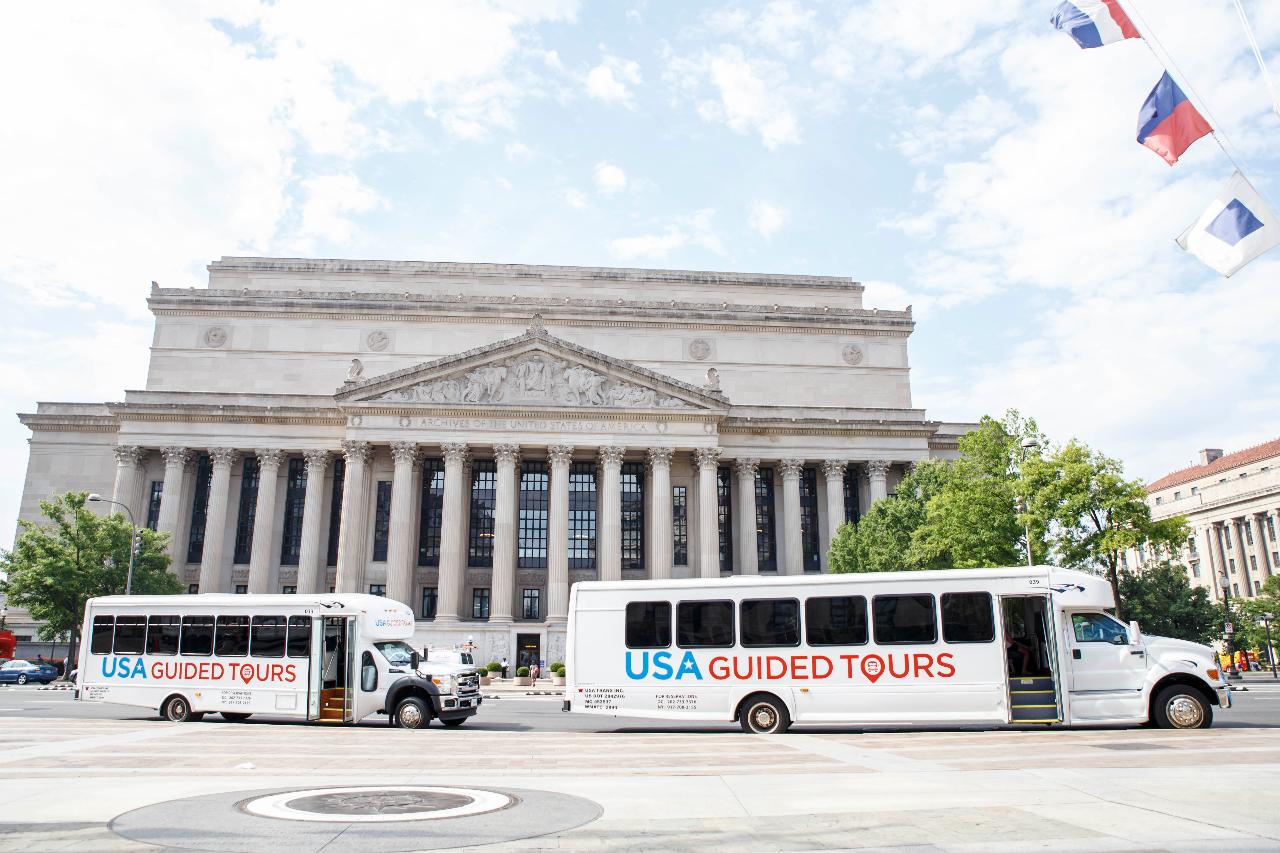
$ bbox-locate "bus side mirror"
[1128,620,1142,645]
[410,651,420,671]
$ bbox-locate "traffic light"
[132,530,144,559]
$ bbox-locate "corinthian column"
[434,443,469,623]
[491,444,520,623]
[335,441,372,594]
[386,442,421,609]
[647,448,674,580]
[734,458,760,576]
[780,459,804,575]
[198,448,240,593]
[821,460,847,571]
[110,445,146,520]
[246,449,285,594]
[694,447,722,579]
[156,447,191,566]
[1251,513,1273,581]
[296,450,330,594]
[597,446,626,582]
[867,460,890,504]
[547,445,575,623]
[1210,522,1229,598]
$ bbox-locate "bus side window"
[625,602,671,649]
[286,617,311,658]
[214,616,250,657]
[113,616,146,655]
[872,595,937,645]
[360,651,377,692]
[805,596,867,646]
[676,601,734,648]
[740,599,800,648]
[91,616,115,655]
[250,616,286,658]
[941,593,994,643]
[181,616,214,656]
[146,616,180,655]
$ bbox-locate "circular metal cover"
[242,786,511,823]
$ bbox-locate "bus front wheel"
[394,697,431,730]
[739,694,790,734]
[1152,685,1212,729]
[162,695,203,723]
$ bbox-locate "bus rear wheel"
[740,694,790,734]
[394,697,431,730]
[162,695,203,723]
[1152,685,1212,729]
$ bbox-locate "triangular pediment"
[336,327,728,412]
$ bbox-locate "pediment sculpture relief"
[373,352,693,409]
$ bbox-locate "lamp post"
[1259,613,1278,679]
[88,494,137,595]
[1017,437,1040,569]
[1220,571,1241,680]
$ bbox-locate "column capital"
[820,459,846,479]
[390,441,420,466]
[734,457,760,478]
[303,448,331,470]
[341,440,372,465]
[441,442,469,465]
[779,459,805,479]
[160,446,191,468]
[866,459,891,479]
[693,447,722,470]
[255,448,286,470]
[493,443,521,466]
[548,444,575,467]
[114,445,146,466]
[208,447,240,469]
[647,446,675,469]
[598,445,627,466]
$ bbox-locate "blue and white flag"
[1177,171,1280,276]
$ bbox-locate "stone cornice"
[17,412,118,433]
[103,401,345,427]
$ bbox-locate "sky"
[2,0,1279,545]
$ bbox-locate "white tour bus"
[564,566,1230,733]
[77,593,481,729]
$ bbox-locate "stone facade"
[15,257,972,665]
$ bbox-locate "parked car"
[0,659,59,685]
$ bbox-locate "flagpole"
[1231,0,1280,118]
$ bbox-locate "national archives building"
[17,258,971,666]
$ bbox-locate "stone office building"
[16,257,971,666]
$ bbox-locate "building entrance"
[516,633,541,672]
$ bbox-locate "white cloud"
[609,209,725,260]
[592,161,628,195]
[563,188,589,209]
[504,141,534,162]
[707,1,815,58]
[296,174,388,245]
[665,45,800,149]
[585,53,642,105]
[747,199,789,238]
[892,93,1019,164]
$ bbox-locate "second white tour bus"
[564,566,1230,733]
[77,593,481,729]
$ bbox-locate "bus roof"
[85,593,400,611]
[575,565,1100,592]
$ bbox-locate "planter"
[479,676,492,686]
[551,675,566,686]
[513,676,532,687]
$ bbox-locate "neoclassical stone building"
[17,257,970,665]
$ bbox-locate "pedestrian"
[500,656,509,679]
[530,662,540,682]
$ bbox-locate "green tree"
[1115,561,1216,643]
[829,460,954,573]
[0,492,181,666]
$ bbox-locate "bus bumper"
[1217,685,1232,709]
[562,699,570,712]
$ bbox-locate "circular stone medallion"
[242,786,512,824]
[841,343,864,366]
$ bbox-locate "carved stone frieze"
[371,351,693,410]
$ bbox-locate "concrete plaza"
[2,688,1280,851]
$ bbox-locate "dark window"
[234,585,248,595]
[421,587,437,619]
[188,584,199,594]
[113,616,146,654]
[233,456,261,565]
[371,480,392,561]
[286,616,310,657]
[467,460,497,567]
[417,458,445,566]
[186,454,213,563]
[755,468,777,572]
[621,461,646,571]
[472,588,490,619]
[326,457,345,567]
[805,596,868,646]
[180,616,214,656]
[740,599,800,647]
[717,465,733,572]
[279,457,306,565]
[214,616,250,656]
[568,462,597,570]
[677,600,734,648]
[522,588,541,620]
[842,465,860,527]
[625,601,671,648]
[940,593,994,643]
[146,616,180,655]
[799,467,819,572]
[518,461,549,569]
[873,595,937,645]
[250,616,287,657]
[90,616,114,655]
[145,481,163,531]
[672,486,688,566]
[282,585,297,594]
[369,584,386,597]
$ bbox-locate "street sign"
[1225,622,1235,635]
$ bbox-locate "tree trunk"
[1105,553,1122,620]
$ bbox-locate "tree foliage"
[0,493,181,659]
[1115,561,1216,644]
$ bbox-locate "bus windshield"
[375,641,417,667]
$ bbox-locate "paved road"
[3,685,1280,851]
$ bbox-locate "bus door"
[1001,595,1062,724]
[317,616,355,723]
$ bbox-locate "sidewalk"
[481,678,565,697]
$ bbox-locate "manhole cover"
[243,786,512,823]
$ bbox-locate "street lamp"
[1259,613,1278,679]
[1219,570,1241,680]
[87,494,137,596]
[1017,437,1040,569]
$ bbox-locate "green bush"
[486,661,502,672]
[516,666,530,677]
[550,660,564,671]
